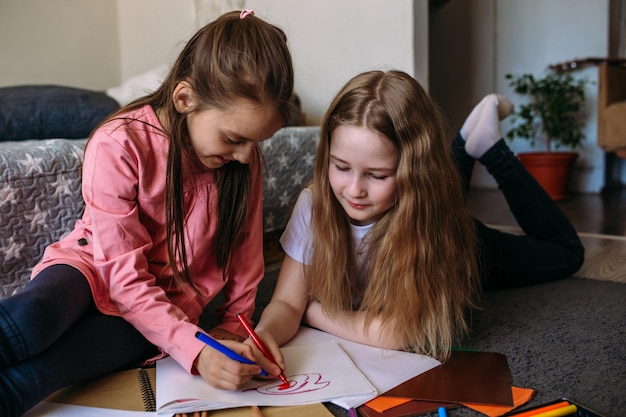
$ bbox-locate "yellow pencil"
[530,404,577,417]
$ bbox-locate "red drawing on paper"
[244,373,330,395]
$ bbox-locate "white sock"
[461,94,514,159]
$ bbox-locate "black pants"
[0,265,159,417]
[452,134,585,289]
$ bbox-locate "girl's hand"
[243,329,286,377]
[194,339,263,390]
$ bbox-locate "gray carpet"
[458,277,626,417]
[201,246,626,416]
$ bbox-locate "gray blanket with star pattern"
[0,127,319,297]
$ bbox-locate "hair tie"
[240,9,254,19]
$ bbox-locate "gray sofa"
[0,126,320,297]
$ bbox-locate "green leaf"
[504,69,589,151]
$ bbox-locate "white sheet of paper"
[285,327,441,409]
[156,340,376,414]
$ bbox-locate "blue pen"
[438,406,448,417]
[195,331,268,376]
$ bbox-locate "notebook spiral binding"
[137,368,156,412]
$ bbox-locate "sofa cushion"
[258,127,319,233]
[0,85,119,141]
[0,139,87,296]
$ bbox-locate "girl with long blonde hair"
[253,70,583,366]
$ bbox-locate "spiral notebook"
[46,367,156,412]
[41,365,333,417]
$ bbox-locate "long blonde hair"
[309,70,479,360]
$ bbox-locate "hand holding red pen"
[194,336,266,390]
[237,313,291,389]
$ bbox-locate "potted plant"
[505,70,588,200]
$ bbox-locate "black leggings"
[452,134,585,289]
[0,265,159,417]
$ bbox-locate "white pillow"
[106,65,169,106]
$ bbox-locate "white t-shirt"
[280,189,374,283]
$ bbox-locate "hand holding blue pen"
[195,331,268,376]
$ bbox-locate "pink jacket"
[31,105,265,373]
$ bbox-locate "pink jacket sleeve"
[82,132,206,372]
[82,131,264,372]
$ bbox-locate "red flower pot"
[518,152,578,201]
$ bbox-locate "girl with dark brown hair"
[0,10,293,416]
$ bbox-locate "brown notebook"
[382,350,514,406]
[46,367,156,411]
[357,350,513,417]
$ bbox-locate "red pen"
[236,313,290,389]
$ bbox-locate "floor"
[469,187,626,236]
[469,187,626,284]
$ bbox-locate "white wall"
[0,0,611,192]
[0,0,120,89]
[495,0,609,193]
[243,0,420,125]
[115,0,197,82]
[0,0,424,126]
[430,0,610,194]
[114,0,423,126]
